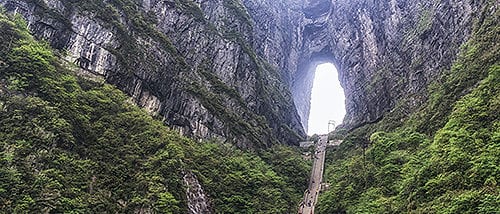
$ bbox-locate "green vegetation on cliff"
[185,143,309,213]
[319,3,499,213]
[0,11,309,213]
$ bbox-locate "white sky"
[307,63,346,135]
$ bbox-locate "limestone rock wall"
[0,0,306,147]
[0,0,488,144]
[292,0,484,131]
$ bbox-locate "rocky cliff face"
[0,0,489,144]
[0,0,307,148]
[292,0,485,131]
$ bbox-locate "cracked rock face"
[0,0,486,145]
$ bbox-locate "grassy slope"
[0,11,310,213]
[318,2,499,213]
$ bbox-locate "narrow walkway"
[299,135,327,214]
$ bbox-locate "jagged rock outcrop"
[0,0,489,144]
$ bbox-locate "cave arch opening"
[307,63,346,135]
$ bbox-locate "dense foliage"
[186,143,310,213]
[318,3,499,213]
[0,11,309,213]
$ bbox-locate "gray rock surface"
[0,0,487,145]
[183,171,211,214]
[0,0,306,148]
[292,0,483,131]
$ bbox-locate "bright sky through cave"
[307,63,346,135]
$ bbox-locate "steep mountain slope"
[0,0,306,148]
[318,0,499,212]
[1,0,498,213]
[0,11,310,213]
